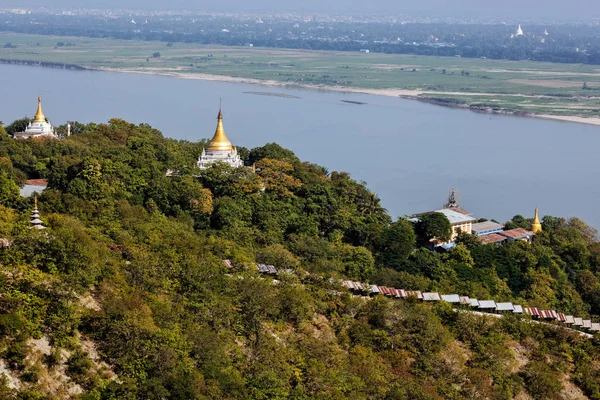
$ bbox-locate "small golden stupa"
[531,207,542,233]
[33,97,47,123]
[206,107,233,152]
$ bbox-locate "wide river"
[1,63,599,228]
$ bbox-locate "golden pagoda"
[197,103,243,169]
[532,207,542,233]
[33,97,47,123]
[206,108,234,151]
[14,97,57,140]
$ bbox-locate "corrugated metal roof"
[223,259,235,269]
[370,285,380,294]
[257,264,269,273]
[471,221,505,234]
[25,179,48,186]
[574,318,584,326]
[469,298,480,307]
[479,233,507,244]
[460,296,470,304]
[441,294,461,303]
[478,300,497,309]
[583,320,592,329]
[591,323,600,332]
[354,282,365,291]
[499,228,535,240]
[496,302,514,311]
[524,307,540,316]
[397,289,407,298]
[435,208,477,224]
[513,305,523,313]
[539,310,556,319]
[557,313,566,322]
[446,207,472,215]
[565,315,575,324]
[405,290,423,299]
[423,292,442,301]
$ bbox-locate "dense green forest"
[1,119,600,399]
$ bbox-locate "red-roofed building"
[479,233,508,245]
[499,228,535,243]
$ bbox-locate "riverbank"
[2,32,600,125]
[98,67,600,126]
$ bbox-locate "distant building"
[479,233,507,245]
[14,97,57,140]
[436,208,476,242]
[360,49,370,53]
[498,228,535,243]
[197,105,244,170]
[471,221,504,236]
[20,179,48,198]
[516,24,524,36]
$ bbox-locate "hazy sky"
[7,0,600,20]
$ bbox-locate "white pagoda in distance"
[14,97,57,140]
[197,106,243,170]
[516,25,524,36]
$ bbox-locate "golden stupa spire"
[206,100,233,151]
[532,206,542,233]
[33,97,47,123]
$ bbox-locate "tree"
[5,117,30,135]
[255,158,301,197]
[256,244,301,270]
[152,52,161,58]
[248,143,299,164]
[455,230,481,250]
[0,175,19,207]
[378,218,416,269]
[415,212,452,243]
[341,244,374,280]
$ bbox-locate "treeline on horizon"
[1,118,600,398]
[3,14,600,64]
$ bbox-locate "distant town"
[2,8,600,64]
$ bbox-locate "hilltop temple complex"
[412,189,542,248]
[197,106,243,169]
[14,97,57,140]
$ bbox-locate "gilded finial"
[532,206,542,233]
[33,96,47,123]
[207,100,233,151]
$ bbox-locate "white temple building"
[516,25,524,36]
[197,107,243,169]
[14,97,57,140]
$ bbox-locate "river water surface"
[1,63,599,228]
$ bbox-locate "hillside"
[1,119,600,399]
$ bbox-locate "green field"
[2,32,600,117]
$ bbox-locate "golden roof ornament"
[206,101,234,152]
[532,207,542,233]
[33,97,47,123]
